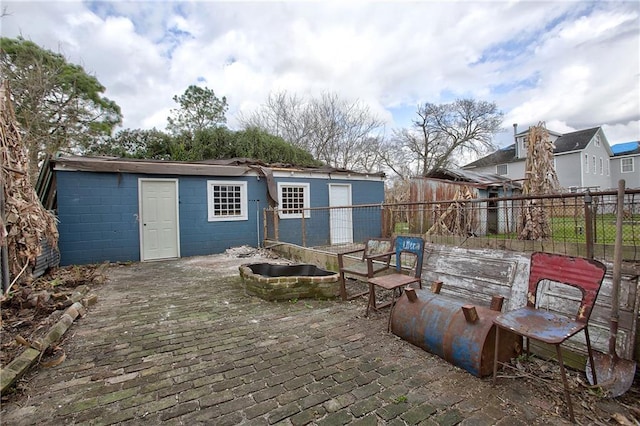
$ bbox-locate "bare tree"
[238,91,385,172]
[238,92,313,149]
[381,99,503,179]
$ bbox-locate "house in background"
[44,156,385,266]
[610,141,640,188]
[462,126,618,191]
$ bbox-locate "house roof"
[425,168,522,190]
[463,127,602,168]
[611,141,640,156]
[515,128,563,138]
[51,156,385,178]
[553,127,600,153]
[462,144,521,168]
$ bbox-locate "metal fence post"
[584,191,594,259]
[301,210,307,247]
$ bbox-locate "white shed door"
[329,184,353,244]
[140,179,179,261]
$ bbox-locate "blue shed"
[49,156,385,266]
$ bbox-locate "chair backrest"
[394,236,425,278]
[362,238,394,260]
[527,252,606,323]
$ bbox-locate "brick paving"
[0,254,616,425]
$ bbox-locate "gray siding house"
[610,141,640,188]
[48,156,385,266]
[463,126,618,191]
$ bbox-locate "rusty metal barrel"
[391,288,522,377]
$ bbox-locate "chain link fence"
[265,188,640,262]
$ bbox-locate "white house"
[462,125,630,191]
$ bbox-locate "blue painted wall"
[177,176,268,257]
[57,171,140,265]
[274,177,385,247]
[56,171,384,265]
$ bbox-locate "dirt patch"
[0,264,108,368]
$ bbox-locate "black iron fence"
[264,188,640,262]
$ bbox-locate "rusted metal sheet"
[391,289,522,377]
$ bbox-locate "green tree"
[232,127,321,166]
[86,128,174,159]
[167,85,228,135]
[0,37,122,181]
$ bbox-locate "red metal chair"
[492,252,607,422]
[367,236,425,331]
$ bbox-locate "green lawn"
[550,215,639,244]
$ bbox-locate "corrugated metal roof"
[425,168,522,189]
[52,156,384,178]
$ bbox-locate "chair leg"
[339,272,347,300]
[370,285,377,309]
[387,288,398,332]
[584,327,597,385]
[365,283,375,317]
[492,326,501,386]
[555,345,575,423]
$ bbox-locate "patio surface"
[1,251,637,425]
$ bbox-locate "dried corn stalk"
[425,186,476,237]
[518,122,559,240]
[1,81,58,281]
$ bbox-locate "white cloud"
[1,0,638,146]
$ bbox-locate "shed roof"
[52,156,384,178]
[424,168,522,190]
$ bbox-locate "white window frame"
[592,155,596,174]
[599,157,603,175]
[621,158,634,173]
[207,180,248,222]
[278,182,310,219]
[496,164,508,175]
[594,134,601,147]
[584,154,589,173]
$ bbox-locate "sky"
[2,0,639,154]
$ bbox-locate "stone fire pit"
[239,263,340,301]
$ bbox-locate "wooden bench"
[337,238,394,303]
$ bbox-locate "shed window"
[496,164,508,175]
[621,158,634,173]
[278,183,310,219]
[207,181,248,221]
